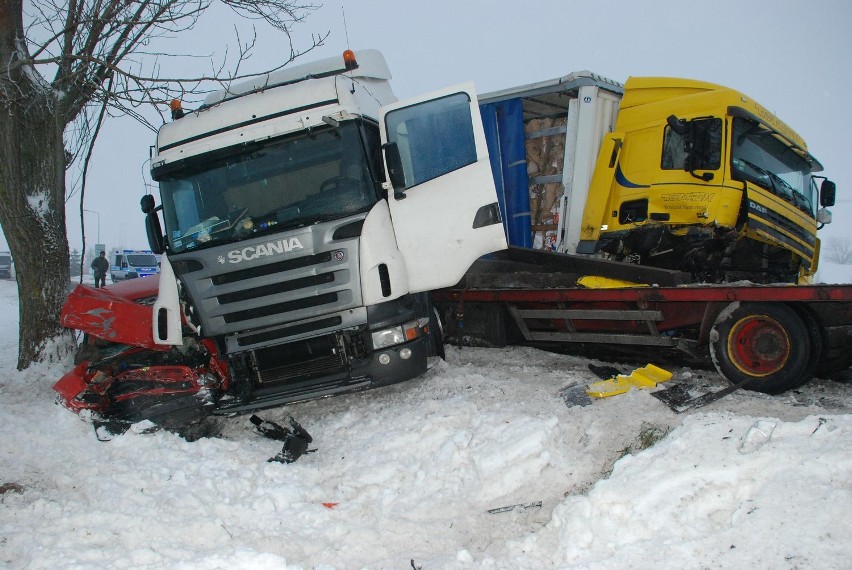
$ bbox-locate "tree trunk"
[0,91,75,369]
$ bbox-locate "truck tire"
[793,306,824,388]
[710,302,815,394]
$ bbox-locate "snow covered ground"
[0,278,850,569]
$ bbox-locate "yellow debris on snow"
[585,364,673,398]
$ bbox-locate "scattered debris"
[738,420,776,454]
[250,414,314,463]
[650,381,694,410]
[0,482,24,495]
[588,364,623,380]
[559,364,672,407]
[585,364,673,398]
[487,500,543,514]
[559,382,593,407]
[653,375,755,413]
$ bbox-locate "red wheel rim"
[727,315,790,377]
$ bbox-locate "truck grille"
[212,252,333,285]
[223,291,339,323]
[171,219,365,351]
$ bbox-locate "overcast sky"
[20,0,850,255]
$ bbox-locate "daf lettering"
[749,200,769,215]
[227,237,304,263]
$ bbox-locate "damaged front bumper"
[55,280,230,434]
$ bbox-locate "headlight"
[371,318,429,349]
[371,326,406,349]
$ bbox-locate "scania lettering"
[54,50,507,430]
[226,238,305,263]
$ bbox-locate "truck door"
[379,83,507,292]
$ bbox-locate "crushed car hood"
[61,278,162,348]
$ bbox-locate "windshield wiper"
[736,160,812,214]
[766,171,794,194]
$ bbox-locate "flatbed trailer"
[432,248,852,394]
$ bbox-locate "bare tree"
[824,237,852,265]
[0,0,326,369]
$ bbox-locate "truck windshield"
[730,117,816,217]
[127,254,157,266]
[158,121,379,254]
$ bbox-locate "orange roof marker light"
[342,50,358,71]
[170,99,185,120]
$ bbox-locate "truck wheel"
[710,302,814,394]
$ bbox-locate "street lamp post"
[83,208,100,244]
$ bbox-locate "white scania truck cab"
[143,49,507,412]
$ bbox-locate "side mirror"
[676,116,719,182]
[381,142,407,199]
[140,194,156,214]
[817,208,832,225]
[666,114,687,135]
[146,212,166,254]
[820,179,836,207]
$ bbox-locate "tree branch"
[3,0,327,205]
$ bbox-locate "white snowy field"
[0,277,850,569]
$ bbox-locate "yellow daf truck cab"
[478,73,836,284]
[582,77,836,283]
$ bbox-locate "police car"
[111,250,160,282]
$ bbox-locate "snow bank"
[523,413,852,569]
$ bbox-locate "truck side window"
[661,118,722,171]
[661,128,686,170]
[362,123,384,188]
[384,92,476,188]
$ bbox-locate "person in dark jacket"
[91,250,110,288]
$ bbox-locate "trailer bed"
[433,249,852,393]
